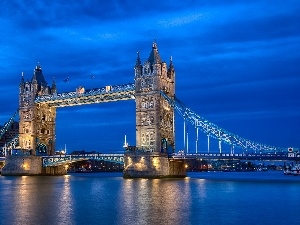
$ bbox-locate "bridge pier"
[1,155,67,176]
[123,152,186,178]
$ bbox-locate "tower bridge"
[0,42,289,177]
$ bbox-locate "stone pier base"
[123,151,186,178]
[1,155,67,176]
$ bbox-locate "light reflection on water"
[57,175,73,225]
[118,178,192,225]
[0,172,299,225]
[6,175,75,225]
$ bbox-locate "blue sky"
[0,0,299,153]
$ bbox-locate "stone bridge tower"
[124,42,186,178]
[19,64,57,156]
[135,42,175,153]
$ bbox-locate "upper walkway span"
[35,83,135,107]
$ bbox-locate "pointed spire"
[51,77,57,94]
[168,56,174,72]
[135,51,142,67]
[36,62,41,70]
[167,56,175,79]
[147,41,162,64]
[32,67,37,83]
[20,72,25,85]
[52,76,56,88]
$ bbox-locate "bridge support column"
[42,165,67,175]
[1,155,66,176]
[123,152,186,178]
[125,42,186,178]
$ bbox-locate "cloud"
[0,0,299,151]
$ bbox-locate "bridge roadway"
[41,152,299,167]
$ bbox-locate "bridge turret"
[134,52,142,78]
[20,72,25,85]
[31,66,38,96]
[19,72,25,94]
[51,77,57,94]
[167,56,175,79]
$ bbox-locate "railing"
[171,152,300,161]
[0,111,18,138]
[42,154,124,167]
[2,151,297,166]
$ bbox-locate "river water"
[0,171,299,225]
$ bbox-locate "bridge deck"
[172,153,300,161]
[42,152,300,167]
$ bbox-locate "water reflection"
[11,176,31,225]
[118,178,191,225]
[56,175,73,225]
[10,176,53,224]
[7,175,74,225]
[0,172,299,225]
